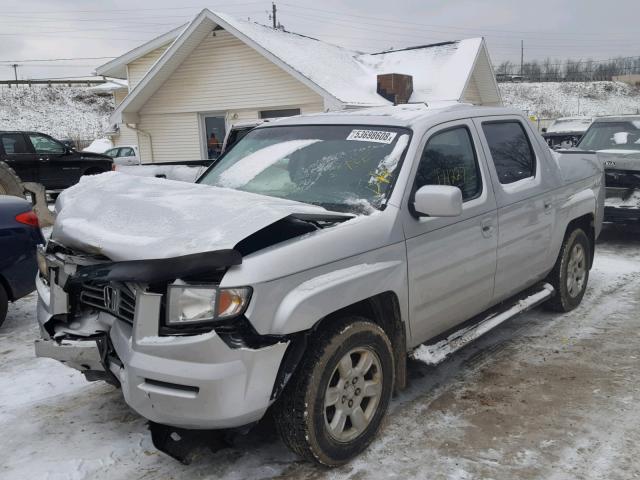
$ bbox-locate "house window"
[259,108,301,119]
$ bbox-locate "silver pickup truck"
[35,104,604,466]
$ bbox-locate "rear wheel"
[274,317,394,466]
[545,228,591,312]
[0,283,8,328]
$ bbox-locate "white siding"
[137,113,200,162]
[140,31,323,115]
[114,124,138,147]
[463,47,502,106]
[226,102,324,126]
[127,45,170,90]
[113,89,128,106]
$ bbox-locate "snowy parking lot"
[1,225,639,480]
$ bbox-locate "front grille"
[78,281,136,323]
[605,169,640,189]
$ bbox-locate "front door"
[26,133,80,190]
[473,116,555,303]
[204,116,226,160]
[402,120,498,345]
[0,133,39,183]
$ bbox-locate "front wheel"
[274,317,394,466]
[545,228,591,312]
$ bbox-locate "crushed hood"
[52,172,333,261]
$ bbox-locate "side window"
[1,134,29,154]
[104,148,118,157]
[482,121,535,184]
[415,126,482,201]
[28,134,65,155]
[119,147,134,157]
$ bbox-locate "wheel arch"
[565,212,596,269]
[0,273,13,301]
[271,291,407,402]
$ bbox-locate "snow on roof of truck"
[262,103,524,128]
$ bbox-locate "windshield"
[577,121,640,151]
[199,125,411,214]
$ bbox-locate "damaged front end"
[604,169,640,223]
[34,240,291,430]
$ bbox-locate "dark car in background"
[0,195,44,327]
[0,131,113,194]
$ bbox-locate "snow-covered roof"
[87,78,128,93]
[110,9,498,124]
[95,24,187,79]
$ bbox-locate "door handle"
[544,199,553,214]
[481,219,495,238]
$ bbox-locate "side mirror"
[413,185,463,217]
[541,128,547,133]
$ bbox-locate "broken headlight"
[166,284,252,326]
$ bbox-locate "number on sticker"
[346,129,397,144]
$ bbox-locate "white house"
[97,9,501,163]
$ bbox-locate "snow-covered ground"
[0,86,113,141]
[1,226,639,479]
[500,81,640,119]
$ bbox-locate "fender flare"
[270,260,405,335]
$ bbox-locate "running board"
[411,283,555,366]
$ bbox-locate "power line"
[2,2,267,15]
[280,2,640,39]
[0,56,117,63]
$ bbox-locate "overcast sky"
[0,0,638,80]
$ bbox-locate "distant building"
[96,9,502,163]
[613,74,640,87]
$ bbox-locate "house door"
[204,116,226,160]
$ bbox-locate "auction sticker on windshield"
[346,129,397,144]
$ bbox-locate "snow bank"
[83,138,112,153]
[0,85,113,140]
[500,81,640,118]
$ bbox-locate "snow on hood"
[52,172,329,261]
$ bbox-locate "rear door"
[0,133,39,182]
[402,120,498,344]
[473,116,555,303]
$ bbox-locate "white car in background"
[104,145,140,166]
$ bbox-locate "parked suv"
[35,104,603,466]
[0,131,113,193]
[576,115,640,222]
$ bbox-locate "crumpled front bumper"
[35,276,289,430]
[604,187,640,223]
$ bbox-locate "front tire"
[545,228,591,312]
[274,317,394,466]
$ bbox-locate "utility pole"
[520,40,524,76]
[272,2,277,29]
[11,63,19,81]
